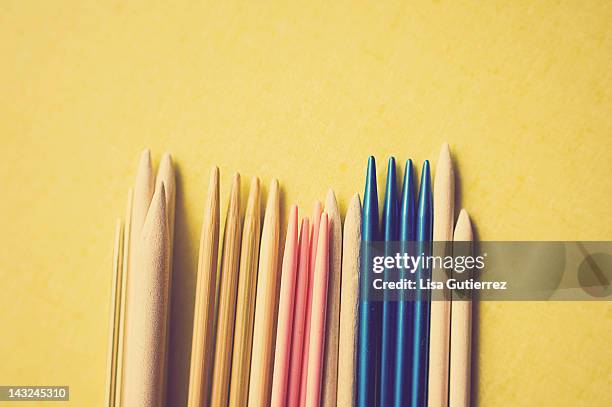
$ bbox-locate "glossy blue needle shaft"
[393,159,416,406]
[379,157,399,406]
[357,156,380,407]
[410,160,433,407]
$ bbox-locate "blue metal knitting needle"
[393,159,416,406]
[379,157,399,406]
[410,160,433,407]
[357,156,380,407]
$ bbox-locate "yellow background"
[1,1,610,406]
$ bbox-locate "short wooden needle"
[229,177,261,407]
[321,190,342,407]
[187,167,221,407]
[248,180,281,407]
[449,210,473,407]
[337,194,361,407]
[211,173,242,406]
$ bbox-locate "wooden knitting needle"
[113,189,132,407]
[449,210,473,407]
[154,153,175,405]
[129,149,154,279]
[287,217,311,407]
[121,150,154,406]
[337,194,361,407]
[122,184,170,407]
[428,143,455,407]
[271,205,299,407]
[211,173,242,406]
[229,177,261,407]
[299,201,323,406]
[105,219,123,407]
[321,190,342,407]
[187,167,221,407]
[248,180,280,407]
[304,213,329,407]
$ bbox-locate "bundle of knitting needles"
[105,143,475,407]
[106,150,176,407]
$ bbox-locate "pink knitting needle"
[304,213,329,407]
[286,217,311,407]
[299,202,323,407]
[271,205,299,407]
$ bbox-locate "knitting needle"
[321,190,342,407]
[393,160,416,406]
[187,167,221,407]
[287,217,311,407]
[449,210,473,407]
[154,153,175,405]
[229,177,261,407]
[105,219,123,407]
[299,201,323,407]
[114,189,132,407]
[380,157,399,406]
[410,160,433,407]
[357,156,380,407]
[122,184,170,407]
[337,194,362,407]
[121,148,155,406]
[248,179,280,407]
[428,143,454,407]
[304,213,329,407]
[129,149,154,279]
[271,205,299,407]
[211,173,242,406]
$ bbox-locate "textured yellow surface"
[0,1,611,406]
